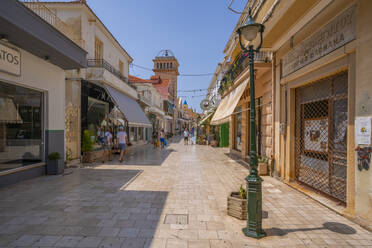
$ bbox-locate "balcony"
[86,59,137,99]
[218,51,272,95]
[21,0,84,49]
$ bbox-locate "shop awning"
[210,78,249,125]
[105,85,152,127]
[199,111,214,125]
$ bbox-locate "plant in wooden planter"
[47,152,64,175]
[227,185,247,220]
[258,155,269,176]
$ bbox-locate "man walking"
[117,126,128,162]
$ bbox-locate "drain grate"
[164,214,188,225]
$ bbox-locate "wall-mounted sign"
[0,42,21,76]
[282,5,355,77]
[355,116,371,145]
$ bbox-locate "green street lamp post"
[236,8,266,239]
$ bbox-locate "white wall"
[0,47,65,131]
[81,11,130,78]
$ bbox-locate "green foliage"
[239,184,247,199]
[82,130,93,153]
[258,155,269,164]
[48,152,61,160]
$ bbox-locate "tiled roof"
[153,79,170,99]
[129,74,170,99]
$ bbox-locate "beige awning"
[199,110,214,125]
[210,78,248,125]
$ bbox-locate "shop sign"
[0,42,21,76]
[355,116,371,145]
[282,6,355,77]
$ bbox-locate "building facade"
[211,0,372,229]
[35,1,150,160]
[0,0,86,186]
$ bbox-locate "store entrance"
[295,71,348,202]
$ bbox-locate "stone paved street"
[0,139,371,248]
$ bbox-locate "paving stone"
[117,228,139,238]
[54,235,84,247]
[97,237,125,248]
[76,236,103,247]
[10,234,41,246]
[31,235,62,246]
[165,238,187,248]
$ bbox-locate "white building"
[31,1,151,159]
[0,0,86,186]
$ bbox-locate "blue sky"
[77,0,245,112]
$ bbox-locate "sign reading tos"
[0,42,21,76]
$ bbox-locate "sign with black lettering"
[282,6,355,77]
[0,42,21,76]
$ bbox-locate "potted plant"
[258,155,269,176]
[82,130,94,163]
[47,152,64,175]
[227,185,247,220]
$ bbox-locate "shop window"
[0,81,43,171]
[235,106,242,151]
[138,127,143,140]
[87,96,109,140]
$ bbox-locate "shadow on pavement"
[121,145,175,166]
[265,222,357,237]
[0,168,168,248]
[224,152,250,170]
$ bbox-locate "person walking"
[102,127,113,163]
[160,129,166,149]
[117,126,128,162]
[152,130,158,148]
[183,128,189,145]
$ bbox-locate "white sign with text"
[0,42,21,76]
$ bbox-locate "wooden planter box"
[227,192,247,220]
[82,150,103,163]
[258,162,268,176]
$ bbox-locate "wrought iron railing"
[21,0,83,48]
[219,51,272,95]
[87,59,134,88]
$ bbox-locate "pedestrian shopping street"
[0,139,371,248]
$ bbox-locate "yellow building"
[213,0,372,229]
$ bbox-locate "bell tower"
[153,50,179,134]
[153,50,179,103]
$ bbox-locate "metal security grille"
[295,71,348,202]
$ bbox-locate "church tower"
[153,50,179,134]
[152,50,179,104]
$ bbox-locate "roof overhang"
[0,0,87,69]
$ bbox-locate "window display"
[0,81,43,171]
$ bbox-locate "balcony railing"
[21,0,83,48]
[87,59,135,89]
[218,51,272,95]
